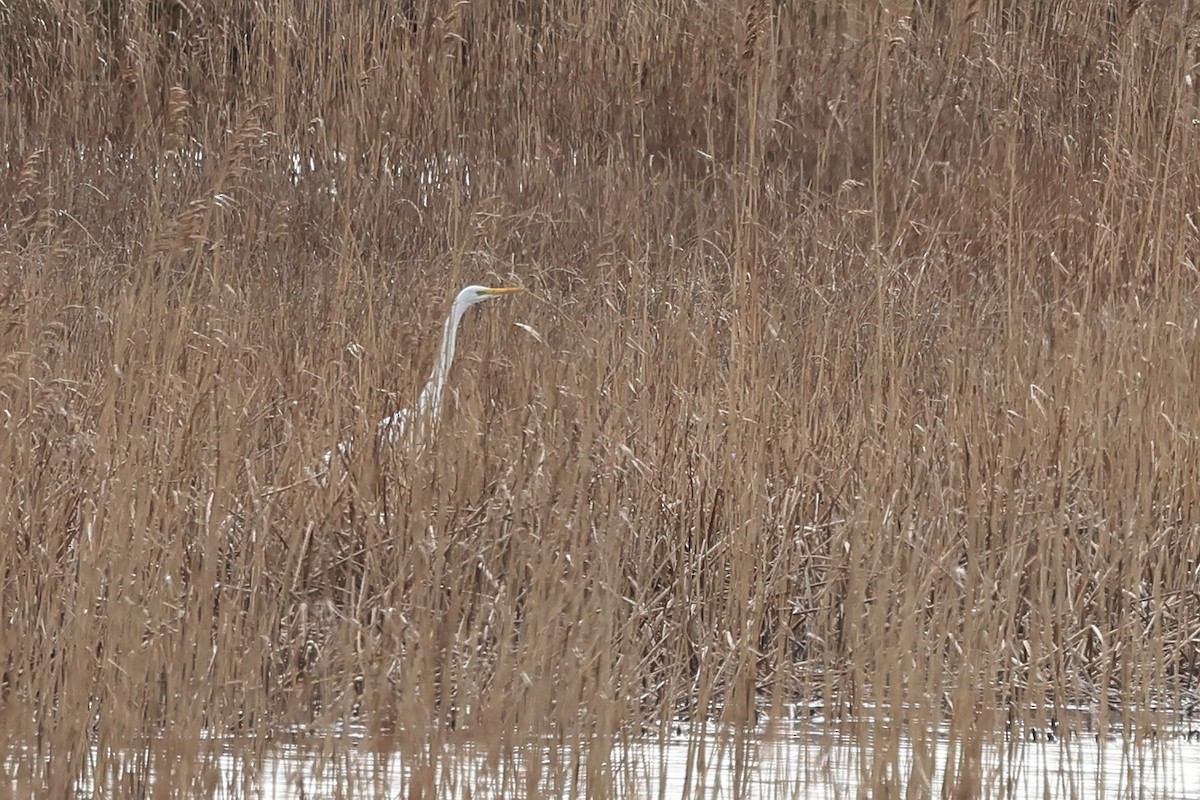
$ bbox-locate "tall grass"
[2,0,1200,796]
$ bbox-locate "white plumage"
[324,284,522,468]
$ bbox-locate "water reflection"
[60,720,1200,799]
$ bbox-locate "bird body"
[325,284,521,467]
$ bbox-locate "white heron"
[325,284,523,467]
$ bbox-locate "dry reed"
[2,1,1200,797]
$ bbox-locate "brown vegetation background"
[3,0,1200,796]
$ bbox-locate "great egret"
[326,284,522,466]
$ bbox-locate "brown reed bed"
[3,1,1200,796]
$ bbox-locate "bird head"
[457,285,523,308]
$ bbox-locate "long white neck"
[419,298,469,421]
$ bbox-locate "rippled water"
[52,720,1200,799]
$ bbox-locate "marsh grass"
[3,1,1200,796]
